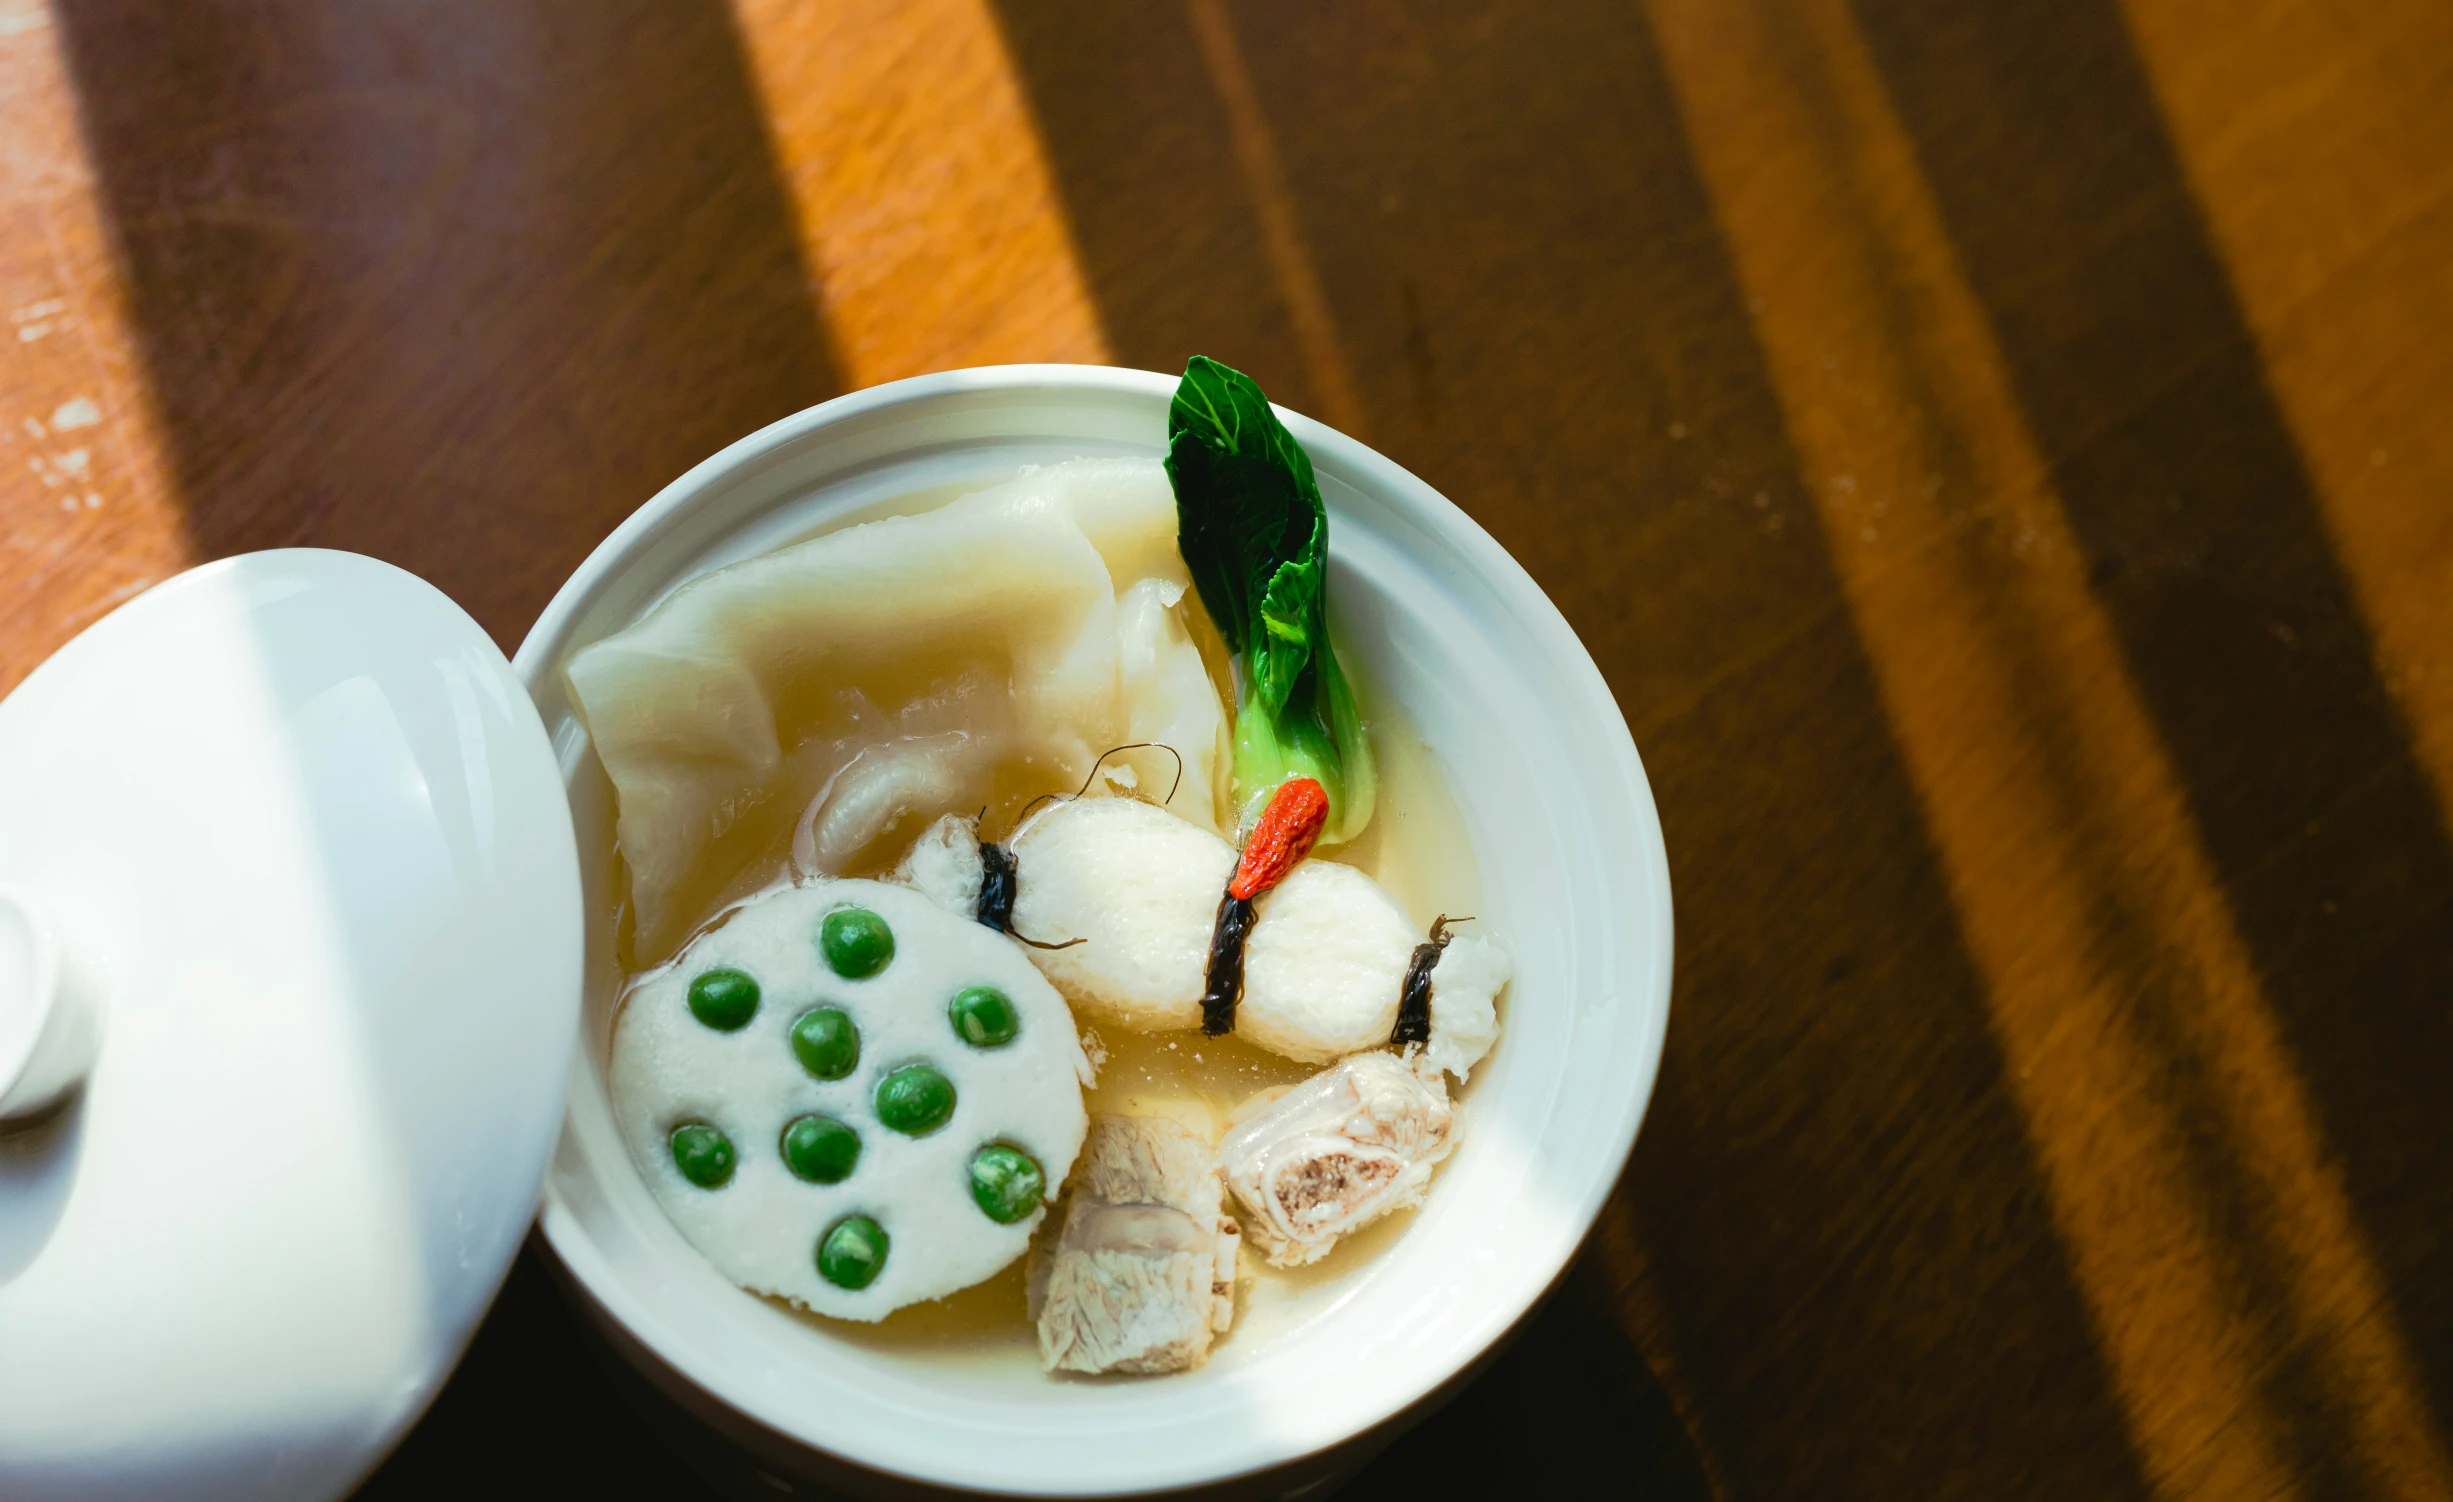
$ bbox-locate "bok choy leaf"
[1166,356,1376,843]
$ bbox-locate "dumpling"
[564,459,1226,960]
[1116,578,1231,817]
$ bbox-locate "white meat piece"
[1034,1115,1241,1374]
[1008,796,1234,1032]
[890,812,986,919]
[1218,1053,1456,1268]
[1421,934,1509,1078]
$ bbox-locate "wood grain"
[2,0,2448,1496]
[1649,4,2448,1494]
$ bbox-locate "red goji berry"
[1228,777,1329,900]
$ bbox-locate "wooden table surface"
[5,1,2449,1496]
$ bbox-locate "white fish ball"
[1009,797,1233,1033]
[1239,862,1418,1063]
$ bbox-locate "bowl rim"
[514,362,1674,1495]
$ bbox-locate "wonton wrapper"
[565,458,1227,960]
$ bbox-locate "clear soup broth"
[607,477,1489,1368]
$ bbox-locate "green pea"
[873,1064,956,1137]
[947,986,1020,1048]
[668,1122,736,1189]
[780,1114,862,1185]
[968,1144,1045,1224]
[790,1007,861,1081]
[686,968,760,1031]
[817,1214,889,1290]
[820,907,895,979]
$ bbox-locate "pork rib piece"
[1032,1115,1241,1375]
[1218,1052,1456,1268]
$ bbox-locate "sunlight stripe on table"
[2117,0,2453,834]
[729,0,1113,386]
[0,1,190,696]
[1644,2,2453,1497]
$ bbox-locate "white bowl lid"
[0,551,581,1501]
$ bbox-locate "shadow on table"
[364,1235,1706,1502]
[1849,0,2453,1450]
[1343,1254,1713,1501]
[47,0,841,650]
[983,2,2158,1497]
[353,1239,723,1501]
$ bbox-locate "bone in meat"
[1218,1052,1456,1268]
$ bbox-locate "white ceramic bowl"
[515,365,1672,1498]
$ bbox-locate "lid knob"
[0,886,99,1120]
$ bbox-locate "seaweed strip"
[1201,894,1256,1036]
[976,839,1019,932]
[1390,916,1463,1048]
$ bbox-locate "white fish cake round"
[611,878,1091,1321]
